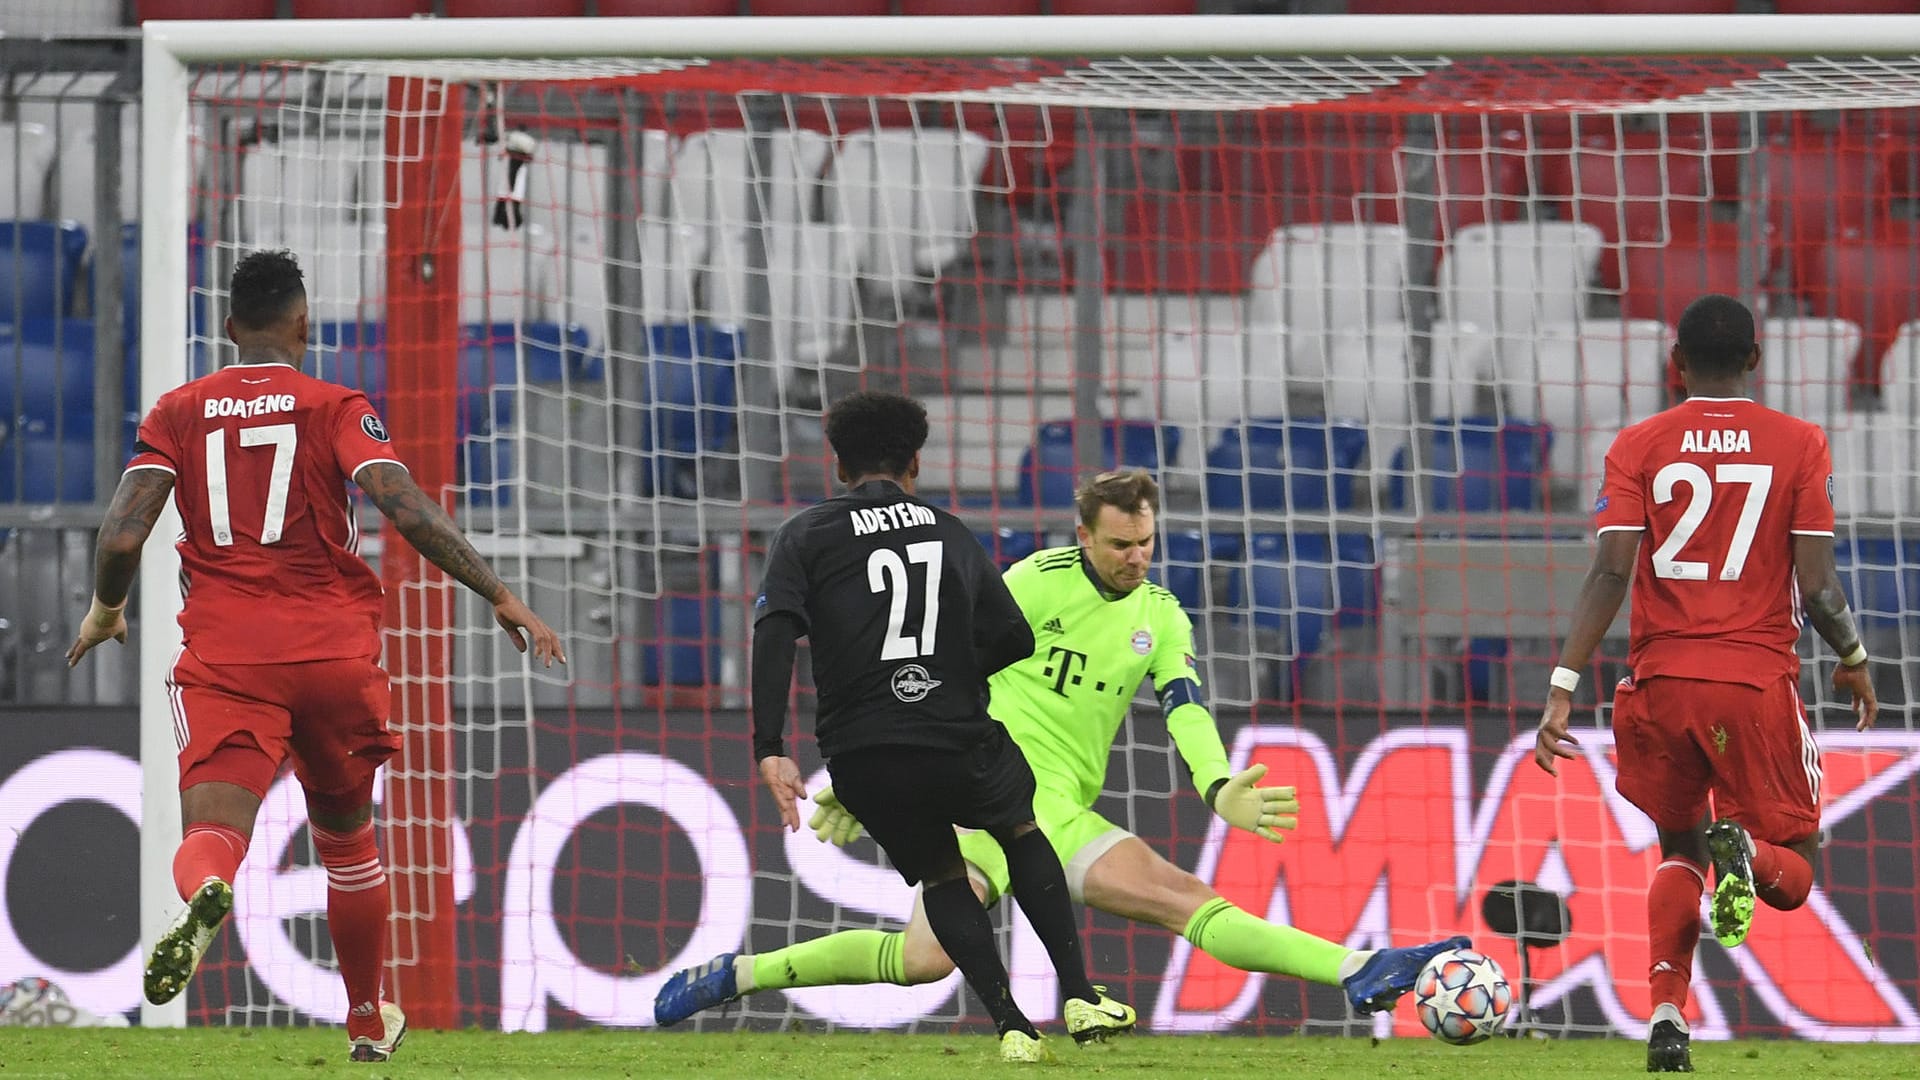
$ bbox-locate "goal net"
[142,17,1920,1041]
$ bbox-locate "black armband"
[1204,776,1228,810]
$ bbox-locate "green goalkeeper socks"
[742,929,909,993]
[1181,896,1351,987]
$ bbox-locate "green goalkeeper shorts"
[955,787,1133,906]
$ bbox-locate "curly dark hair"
[825,391,930,480]
[1676,293,1757,380]
[228,249,307,331]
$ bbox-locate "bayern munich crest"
[1131,629,1153,655]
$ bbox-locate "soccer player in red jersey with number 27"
[66,250,566,1062]
[1534,294,1877,1073]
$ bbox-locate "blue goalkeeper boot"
[654,953,740,1027]
[1342,935,1472,1014]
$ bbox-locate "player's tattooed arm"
[1794,534,1863,661]
[92,468,177,606]
[355,462,507,604]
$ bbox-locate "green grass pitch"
[2,1029,1917,1080]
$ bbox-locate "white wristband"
[1549,666,1581,694]
[1841,644,1868,668]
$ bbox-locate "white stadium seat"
[826,128,990,289]
[1759,316,1860,432]
[1440,220,1604,341]
[1498,320,1667,485]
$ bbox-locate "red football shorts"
[1612,673,1823,845]
[168,647,399,804]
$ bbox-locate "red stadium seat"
[1824,225,1920,389]
[445,0,586,14]
[1348,0,1557,11]
[749,0,888,12]
[1537,134,1716,289]
[1050,0,1196,12]
[1595,0,1737,11]
[137,0,274,17]
[1399,136,1531,241]
[1620,227,1746,330]
[294,0,429,15]
[1761,133,1883,279]
[1102,191,1275,294]
[600,0,740,12]
[902,0,1042,11]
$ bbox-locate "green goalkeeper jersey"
[988,545,1233,809]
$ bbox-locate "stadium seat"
[1205,420,1369,513]
[1016,420,1180,508]
[1161,530,1206,612]
[1440,221,1604,341]
[1775,1,1920,10]
[1761,132,1882,286]
[705,220,856,373]
[1105,191,1277,294]
[977,528,1045,571]
[826,128,990,290]
[0,318,99,504]
[456,322,595,438]
[136,0,274,18]
[445,0,588,15]
[1386,417,1552,514]
[1835,537,1920,633]
[311,320,389,409]
[600,0,739,12]
[1193,127,1400,226]
[646,323,743,499]
[1051,0,1194,10]
[293,0,428,14]
[1247,223,1409,366]
[1496,320,1666,484]
[1838,321,1920,516]
[1759,316,1862,428]
[0,220,90,323]
[901,0,1043,11]
[1397,136,1531,240]
[643,594,721,687]
[1247,531,1377,658]
[1620,225,1745,329]
[673,129,830,239]
[1536,134,1716,289]
[1822,227,1920,389]
[750,0,889,11]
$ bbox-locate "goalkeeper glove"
[1209,763,1299,843]
[807,786,865,847]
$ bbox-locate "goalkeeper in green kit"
[656,469,1467,1027]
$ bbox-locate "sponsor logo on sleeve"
[1828,473,1836,505]
[361,414,391,443]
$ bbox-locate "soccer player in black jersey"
[656,391,1132,1061]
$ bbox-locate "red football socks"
[1648,857,1706,1012]
[173,822,249,901]
[311,822,390,1038]
[1751,841,1814,911]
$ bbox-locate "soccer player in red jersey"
[65,250,566,1061]
[1534,294,1877,1072]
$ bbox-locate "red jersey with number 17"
[126,362,405,666]
[1594,396,1834,688]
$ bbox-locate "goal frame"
[136,11,1920,1030]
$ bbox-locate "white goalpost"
[137,13,1920,1039]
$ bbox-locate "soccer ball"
[1414,948,1512,1046]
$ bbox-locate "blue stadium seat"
[1162,530,1206,611]
[459,322,594,437]
[1247,531,1378,656]
[1016,419,1180,508]
[1837,537,1920,631]
[1387,417,1552,513]
[645,323,742,500]
[977,527,1044,571]
[312,320,389,409]
[1206,419,1369,512]
[0,318,98,503]
[0,220,89,322]
[643,593,722,687]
